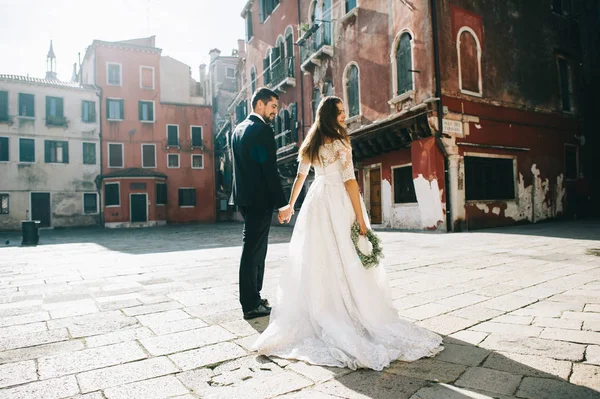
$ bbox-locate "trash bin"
[21,220,40,246]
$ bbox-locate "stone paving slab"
[0,220,598,398]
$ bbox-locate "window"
[46,96,65,125]
[83,142,96,165]
[178,188,196,207]
[107,63,122,86]
[0,194,8,214]
[458,28,482,96]
[236,101,248,123]
[19,93,35,117]
[192,154,204,169]
[19,138,35,163]
[558,57,573,112]
[82,101,95,123]
[263,50,272,85]
[259,0,280,22]
[156,183,167,205]
[142,144,156,168]
[553,0,572,16]
[105,183,120,206]
[45,140,69,163]
[107,98,124,120]
[393,165,417,204]
[83,193,98,214]
[345,64,360,117]
[167,125,179,147]
[0,91,8,122]
[140,66,154,89]
[226,68,236,79]
[0,137,8,162]
[250,67,257,94]
[345,0,357,13]
[285,29,295,78]
[465,156,515,201]
[139,101,155,122]
[395,32,413,96]
[246,11,254,41]
[190,126,203,147]
[565,145,578,180]
[167,153,180,168]
[108,143,124,168]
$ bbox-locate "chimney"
[237,39,246,58]
[199,64,206,82]
[209,48,221,63]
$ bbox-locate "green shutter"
[0,91,8,121]
[46,97,51,119]
[44,140,51,163]
[138,101,143,120]
[106,99,110,119]
[57,98,64,118]
[120,100,124,120]
[62,141,69,163]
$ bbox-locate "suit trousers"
[239,206,273,312]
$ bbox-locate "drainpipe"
[97,87,104,228]
[296,0,306,144]
[430,0,452,232]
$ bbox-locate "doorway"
[369,168,382,224]
[30,192,51,227]
[130,193,148,223]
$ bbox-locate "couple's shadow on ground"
[242,316,599,399]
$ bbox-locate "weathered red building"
[80,37,215,227]
[226,0,589,230]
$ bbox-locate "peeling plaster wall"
[0,79,101,231]
[414,174,445,230]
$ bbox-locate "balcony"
[299,23,334,71]
[268,56,296,92]
[275,129,298,157]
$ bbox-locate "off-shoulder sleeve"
[298,156,311,175]
[336,140,356,182]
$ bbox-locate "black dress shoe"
[261,298,271,309]
[243,304,271,320]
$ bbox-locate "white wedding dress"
[253,140,443,371]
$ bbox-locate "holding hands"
[278,206,294,224]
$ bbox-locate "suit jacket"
[231,114,287,210]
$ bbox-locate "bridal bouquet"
[350,221,384,269]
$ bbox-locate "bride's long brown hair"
[299,96,349,164]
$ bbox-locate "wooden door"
[31,193,51,227]
[369,169,382,224]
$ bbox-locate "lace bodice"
[298,139,355,182]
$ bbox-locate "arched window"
[250,67,256,94]
[263,49,272,85]
[344,63,360,118]
[312,87,322,121]
[285,27,295,77]
[395,32,413,96]
[457,27,482,96]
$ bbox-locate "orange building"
[80,36,215,227]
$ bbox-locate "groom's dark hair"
[252,87,279,110]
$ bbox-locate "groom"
[232,87,293,320]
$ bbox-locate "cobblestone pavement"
[0,220,599,399]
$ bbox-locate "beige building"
[0,72,101,230]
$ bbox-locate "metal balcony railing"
[275,129,298,154]
[269,56,295,88]
[300,22,332,64]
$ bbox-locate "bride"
[252,96,443,371]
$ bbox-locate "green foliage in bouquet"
[351,221,384,269]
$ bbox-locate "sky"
[0,0,248,81]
